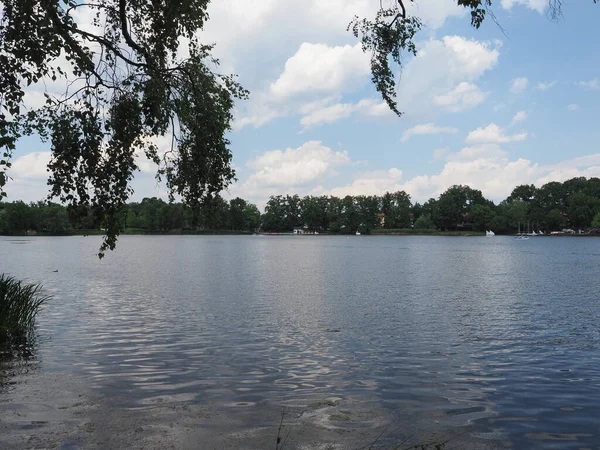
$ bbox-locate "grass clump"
[0,274,49,341]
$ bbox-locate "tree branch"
[118,0,148,61]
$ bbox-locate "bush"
[0,275,49,341]
[413,215,436,230]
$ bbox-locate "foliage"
[0,196,261,234]
[592,212,600,229]
[0,275,49,340]
[413,214,435,230]
[3,177,600,237]
[0,0,248,257]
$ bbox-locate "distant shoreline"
[3,230,599,238]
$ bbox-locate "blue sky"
[7,0,600,208]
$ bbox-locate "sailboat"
[486,230,495,236]
[515,221,529,240]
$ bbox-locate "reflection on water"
[2,235,600,448]
[0,334,39,393]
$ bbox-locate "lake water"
[1,235,600,449]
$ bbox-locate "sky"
[6,0,600,209]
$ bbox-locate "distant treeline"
[2,177,600,235]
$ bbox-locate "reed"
[0,274,49,340]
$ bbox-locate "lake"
[1,235,600,449]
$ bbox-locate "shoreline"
[3,230,599,238]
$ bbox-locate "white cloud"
[537,81,557,90]
[269,42,369,99]
[434,82,488,112]
[510,77,528,93]
[9,152,52,179]
[300,103,356,127]
[237,35,501,129]
[568,104,579,111]
[466,123,528,144]
[536,154,600,186]
[201,0,467,73]
[395,36,500,117]
[320,146,600,204]
[511,111,528,125]
[328,168,404,198]
[577,79,599,90]
[299,98,393,128]
[500,0,547,12]
[401,124,459,143]
[244,141,349,189]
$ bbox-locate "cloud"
[236,35,501,129]
[269,42,369,99]
[510,77,528,93]
[401,124,459,143]
[511,111,528,125]
[433,82,488,112]
[466,123,528,144]
[536,153,600,186]
[500,0,547,12]
[577,79,599,90]
[568,104,579,111]
[201,0,467,72]
[328,168,404,198]
[395,36,500,117]
[320,145,600,204]
[243,141,349,189]
[537,81,557,90]
[8,152,52,179]
[299,98,393,128]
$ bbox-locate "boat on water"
[515,221,529,239]
[486,230,495,236]
[356,231,361,236]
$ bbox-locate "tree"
[227,197,260,232]
[413,214,435,230]
[505,200,529,231]
[568,192,598,229]
[228,198,249,231]
[546,209,565,231]
[301,196,329,231]
[384,191,412,228]
[1,0,247,256]
[469,204,495,231]
[198,195,229,230]
[508,184,538,203]
[592,212,600,229]
[242,203,261,232]
[434,185,471,230]
[262,195,286,232]
[537,181,567,212]
[3,201,32,234]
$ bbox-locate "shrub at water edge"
[0,275,49,341]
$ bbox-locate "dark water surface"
[2,235,600,448]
